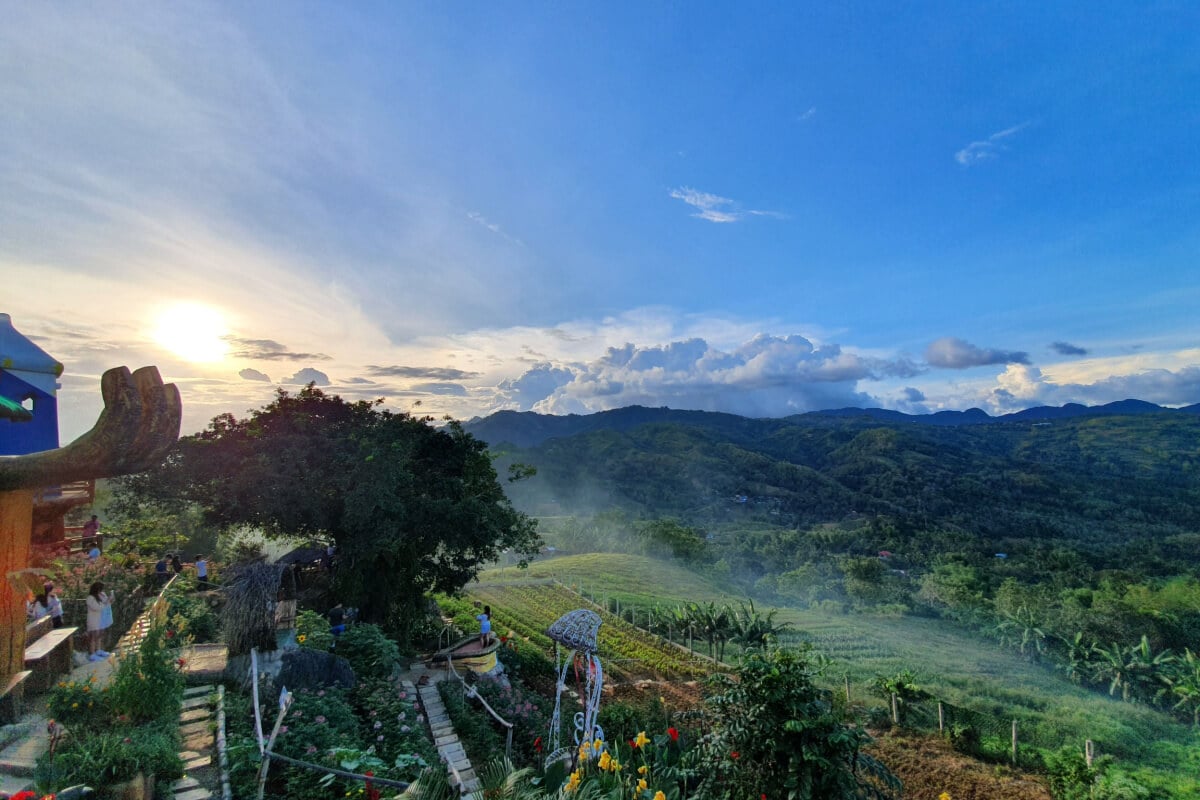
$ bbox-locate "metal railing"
[443,651,514,760]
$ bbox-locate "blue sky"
[2,2,1198,440]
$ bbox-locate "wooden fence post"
[891,693,899,725]
[1085,739,1095,768]
[844,673,851,705]
[1011,719,1018,764]
[938,702,944,734]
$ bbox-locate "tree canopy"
[121,385,540,639]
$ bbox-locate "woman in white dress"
[85,581,113,661]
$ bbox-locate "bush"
[47,675,112,730]
[295,609,334,651]
[471,673,551,767]
[439,679,501,765]
[107,625,185,725]
[276,649,356,692]
[349,678,438,777]
[164,579,220,643]
[37,720,182,794]
[334,624,399,679]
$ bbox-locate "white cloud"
[668,187,784,223]
[926,337,1030,368]
[955,122,1031,166]
[239,368,271,382]
[282,367,331,386]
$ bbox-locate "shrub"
[471,673,551,767]
[107,625,185,725]
[295,609,333,651]
[334,624,399,679]
[36,720,182,793]
[47,675,112,730]
[349,678,438,777]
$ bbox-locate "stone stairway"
[172,684,218,800]
[411,680,480,795]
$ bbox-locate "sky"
[2,2,1198,442]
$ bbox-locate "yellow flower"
[599,751,612,771]
[637,778,648,791]
[653,792,666,800]
[71,703,78,708]
[593,738,603,751]
[297,634,307,643]
[939,794,951,800]
[638,765,648,775]
[634,731,651,748]
[578,743,590,761]
[610,759,621,772]
[565,770,581,792]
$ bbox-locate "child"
[86,581,113,661]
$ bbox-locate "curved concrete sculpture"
[1,366,180,691]
[0,366,181,491]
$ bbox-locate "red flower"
[165,630,175,638]
[667,726,679,743]
[534,736,543,753]
[730,751,740,759]
[176,658,187,667]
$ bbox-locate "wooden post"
[0,491,34,683]
[1085,739,1095,768]
[256,689,293,800]
[1011,719,1018,764]
[844,673,851,705]
[938,702,944,734]
[891,693,899,725]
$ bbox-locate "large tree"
[120,385,540,641]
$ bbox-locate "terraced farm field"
[475,554,1200,795]
[461,579,716,681]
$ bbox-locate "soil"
[866,730,1053,800]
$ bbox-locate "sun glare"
[152,303,229,363]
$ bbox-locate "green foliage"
[335,623,400,679]
[107,624,185,725]
[696,647,900,800]
[348,679,438,777]
[37,721,183,793]
[124,385,541,645]
[47,674,112,730]
[296,608,334,651]
[163,577,220,643]
[471,673,552,767]
[438,679,502,766]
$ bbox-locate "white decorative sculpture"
[546,608,605,765]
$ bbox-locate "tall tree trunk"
[0,490,34,680]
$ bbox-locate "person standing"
[476,604,492,646]
[156,554,170,585]
[81,514,100,548]
[44,582,64,629]
[171,553,184,575]
[195,554,208,588]
[86,581,113,661]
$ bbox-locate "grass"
[478,552,1200,797]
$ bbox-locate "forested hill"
[465,403,1200,557]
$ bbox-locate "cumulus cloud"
[986,363,1200,412]
[225,337,330,361]
[955,122,1031,166]
[668,187,784,223]
[903,387,926,402]
[926,337,1030,369]
[282,367,330,386]
[1051,341,1089,356]
[239,368,271,382]
[487,334,926,417]
[366,365,480,380]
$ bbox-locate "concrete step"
[175,788,213,800]
[180,721,212,736]
[183,685,215,698]
[0,773,32,796]
[180,708,209,723]
[182,695,211,710]
[183,754,212,770]
[179,750,202,761]
[434,735,458,748]
[172,776,202,791]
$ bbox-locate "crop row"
[466,582,714,680]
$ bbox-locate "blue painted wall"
[0,371,59,455]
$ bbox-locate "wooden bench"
[0,670,33,724]
[24,626,79,692]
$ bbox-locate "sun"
[152,303,229,363]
